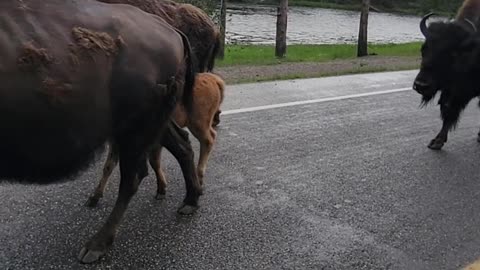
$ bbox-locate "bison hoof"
[177,203,198,215]
[428,139,444,150]
[155,193,166,200]
[78,246,106,264]
[85,196,100,208]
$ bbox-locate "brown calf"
[86,73,225,204]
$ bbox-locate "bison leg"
[85,142,119,207]
[162,121,202,215]
[212,110,221,127]
[429,100,466,150]
[78,147,147,264]
[428,124,449,150]
[148,144,167,200]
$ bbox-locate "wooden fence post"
[275,0,288,58]
[357,0,370,57]
[218,0,227,59]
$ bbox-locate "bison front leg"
[78,148,147,264]
[428,123,449,150]
[162,121,202,215]
[85,142,119,207]
[428,101,465,150]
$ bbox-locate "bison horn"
[420,12,435,38]
[464,18,477,32]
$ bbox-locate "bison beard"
[0,0,201,264]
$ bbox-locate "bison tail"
[177,30,196,113]
[206,32,221,72]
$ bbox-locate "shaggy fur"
[98,0,221,72]
[457,0,480,25]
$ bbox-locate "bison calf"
[86,73,225,204]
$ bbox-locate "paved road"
[2,70,480,270]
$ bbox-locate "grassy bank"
[217,42,422,67]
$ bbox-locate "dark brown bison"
[98,0,221,73]
[86,73,225,206]
[413,0,480,150]
[98,0,224,127]
[0,0,201,264]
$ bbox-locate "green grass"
[217,42,422,67]
[229,64,419,84]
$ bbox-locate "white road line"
[222,87,412,115]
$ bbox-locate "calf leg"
[78,147,147,264]
[212,110,221,127]
[162,121,202,215]
[85,142,119,207]
[192,127,216,186]
[148,145,167,200]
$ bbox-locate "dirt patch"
[17,42,52,72]
[216,55,421,84]
[69,27,121,65]
[71,27,118,55]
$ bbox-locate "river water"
[225,5,440,45]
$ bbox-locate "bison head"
[413,13,479,104]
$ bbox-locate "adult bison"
[98,0,224,126]
[0,0,201,264]
[413,1,480,150]
[98,0,221,73]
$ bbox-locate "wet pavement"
[2,70,480,269]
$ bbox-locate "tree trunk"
[218,0,227,59]
[357,0,370,57]
[275,0,288,58]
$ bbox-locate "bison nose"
[413,80,429,94]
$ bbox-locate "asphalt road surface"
[2,70,480,270]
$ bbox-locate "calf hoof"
[428,139,444,150]
[85,196,100,208]
[177,203,198,215]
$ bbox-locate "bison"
[413,0,480,150]
[86,73,226,206]
[0,0,201,264]
[98,0,224,126]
